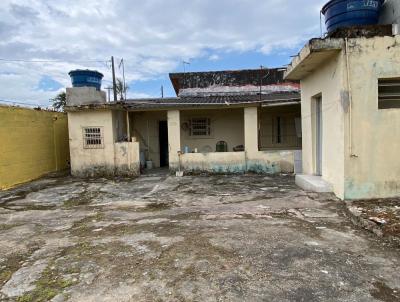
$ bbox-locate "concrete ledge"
[295,174,333,193]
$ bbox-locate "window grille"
[378,78,400,109]
[190,118,211,136]
[83,127,104,149]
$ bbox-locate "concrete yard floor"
[0,171,399,302]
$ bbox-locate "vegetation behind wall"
[0,105,70,190]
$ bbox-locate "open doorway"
[159,121,169,167]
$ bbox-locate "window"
[378,78,400,109]
[83,127,104,149]
[190,118,211,136]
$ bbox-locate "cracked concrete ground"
[0,170,399,302]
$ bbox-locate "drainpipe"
[345,38,357,158]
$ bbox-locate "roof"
[284,25,395,81]
[169,68,298,96]
[284,38,344,81]
[66,92,300,112]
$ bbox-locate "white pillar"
[244,107,259,156]
[167,110,181,170]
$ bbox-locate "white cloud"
[0,0,324,106]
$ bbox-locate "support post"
[244,107,259,156]
[167,110,181,170]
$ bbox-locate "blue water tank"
[322,0,385,33]
[68,70,104,90]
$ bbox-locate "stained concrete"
[0,171,399,301]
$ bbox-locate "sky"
[0,0,326,107]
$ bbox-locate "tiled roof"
[123,92,300,110]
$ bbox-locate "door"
[315,97,323,176]
[159,121,169,167]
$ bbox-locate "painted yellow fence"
[0,105,70,190]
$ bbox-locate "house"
[65,68,302,177]
[284,25,400,200]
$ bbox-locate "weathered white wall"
[68,110,115,176]
[180,150,294,174]
[180,152,246,173]
[344,36,400,199]
[298,35,400,199]
[114,142,140,175]
[180,108,244,153]
[68,109,139,177]
[66,87,106,106]
[380,0,400,25]
[300,53,346,199]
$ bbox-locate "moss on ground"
[0,243,42,286]
[16,262,77,302]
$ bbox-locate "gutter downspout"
[345,38,357,158]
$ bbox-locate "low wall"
[179,150,295,174]
[247,150,295,174]
[72,142,140,177]
[180,152,246,173]
[0,105,70,190]
[114,142,140,176]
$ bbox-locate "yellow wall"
[298,36,400,200]
[344,36,400,199]
[68,109,139,177]
[0,105,69,190]
[300,53,346,199]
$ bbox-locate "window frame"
[378,77,400,110]
[189,117,211,137]
[82,127,104,149]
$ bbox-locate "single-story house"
[284,25,400,200]
[65,68,302,177]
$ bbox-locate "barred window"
[378,78,400,109]
[83,127,104,149]
[190,118,211,136]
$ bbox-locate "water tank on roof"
[68,69,104,90]
[322,0,385,33]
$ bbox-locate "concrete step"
[295,174,333,193]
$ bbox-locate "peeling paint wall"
[300,52,346,199]
[180,152,246,173]
[0,106,70,189]
[68,110,139,177]
[247,151,294,174]
[344,36,400,199]
[114,142,140,176]
[299,35,400,200]
[180,150,294,174]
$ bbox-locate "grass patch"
[16,263,77,302]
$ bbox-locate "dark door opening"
[159,121,169,167]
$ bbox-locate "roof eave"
[284,38,344,81]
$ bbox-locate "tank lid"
[322,0,385,14]
[68,69,104,78]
